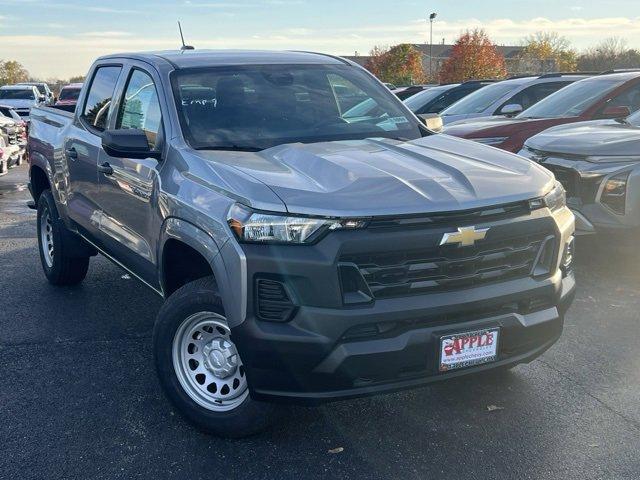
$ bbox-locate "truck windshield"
[517,77,626,119]
[172,64,423,150]
[0,89,35,100]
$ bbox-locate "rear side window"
[498,81,569,113]
[116,69,163,150]
[82,66,122,131]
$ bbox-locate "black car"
[404,80,497,115]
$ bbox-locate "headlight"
[227,204,367,244]
[587,155,640,163]
[471,137,509,146]
[529,181,566,211]
[600,171,629,215]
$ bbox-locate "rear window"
[81,66,122,131]
[59,88,81,101]
[0,89,35,100]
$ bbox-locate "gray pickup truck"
[27,50,576,437]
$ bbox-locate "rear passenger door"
[94,65,165,288]
[65,64,122,237]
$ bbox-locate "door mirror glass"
[601,105,631,119]
[102,129,159,159]
[500,103,523,116]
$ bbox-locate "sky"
[0,0,639,79]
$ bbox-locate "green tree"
[517,32,577,73]
[0,60,30,85]
[365,44,426,85]
[439,29,507,83]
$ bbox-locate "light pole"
[429,12,437,80]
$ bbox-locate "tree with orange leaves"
[439,29,507,83]
[365,44,426,85]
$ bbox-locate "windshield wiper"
[196,145,264,152]
[615,117,630,125]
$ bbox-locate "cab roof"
[98,49,350,69]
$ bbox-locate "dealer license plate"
[439,328,500,372]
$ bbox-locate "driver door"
[94,66,165,288]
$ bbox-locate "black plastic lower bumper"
[232,271,576,404]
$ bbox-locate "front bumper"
[229,207,576,404]
[233,272,575,404]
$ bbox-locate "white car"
[0,85,43,120]
[440,73,591,125]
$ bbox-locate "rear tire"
[36,189,90,285]
[153,276,279,438]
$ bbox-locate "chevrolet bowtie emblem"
[440,226,489,247]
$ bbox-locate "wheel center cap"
[202,337,238,378]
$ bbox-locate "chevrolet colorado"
[27,50,575,438]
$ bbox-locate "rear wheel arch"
[30,165,50,202]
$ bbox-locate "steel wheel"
[172,312,248,412]
[40,207,54,268]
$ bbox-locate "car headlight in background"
[227,204,367,244]
[530,181,566,212]
[471,137,509,146]
[600,171,629,215]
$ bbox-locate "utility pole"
[429,12,437,80]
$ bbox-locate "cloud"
[3,15,640,78]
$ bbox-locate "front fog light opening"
[600,172,629,215]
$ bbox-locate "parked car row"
[0,81,82,174]
[0,104,26,175]
[416,70,640,239]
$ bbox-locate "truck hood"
[525,119,640,157]
[195,135,553,217]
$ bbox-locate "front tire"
[36,189,90,285]
[153,276,279,438]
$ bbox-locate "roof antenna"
[178,21,194,51]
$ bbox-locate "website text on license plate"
[439,328,500,372]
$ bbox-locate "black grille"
[544,164,602,203]
[340,233,553,299]
[255,278,296,322]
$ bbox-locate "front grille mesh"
[340,232,553,299]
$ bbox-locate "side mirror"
[102,129,160,159]
[601,105,631,119]
[500,104,523,117]
[418,113,443,133]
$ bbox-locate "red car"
[54,83,83,110]
[443,71,640,152]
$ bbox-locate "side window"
[81,66,122,131]
[602,82,640,114]
[498,82,567,113]
[116,70,163,150]
[422,89,470,114]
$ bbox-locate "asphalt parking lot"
[0,164,639,480]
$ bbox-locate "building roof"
[343,44,525,66]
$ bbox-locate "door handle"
[65,147,78,159]
[97,162,113,175]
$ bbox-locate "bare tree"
[578,37,640,71]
